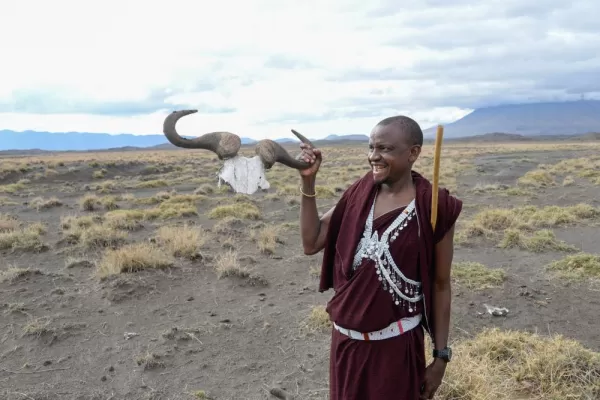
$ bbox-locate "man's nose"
[369,150,381,160]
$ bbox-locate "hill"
[0,130,264,152]
[424,100,600,139]
[3,100,600,152]
[0,129,369,152]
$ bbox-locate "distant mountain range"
[0,129,368,152]
[1,100,599,152]
[423,99,600,138]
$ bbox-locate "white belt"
[333,314,422,341]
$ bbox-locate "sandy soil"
[1,141,599,399]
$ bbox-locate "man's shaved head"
[375,115,423,147]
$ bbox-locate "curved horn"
[254,129,316,170]
[162,109,241,160]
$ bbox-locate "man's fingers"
[419,382,431,399]
[300,150,316,163]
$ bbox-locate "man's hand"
[420,358,447,399]
[298,143,322,178]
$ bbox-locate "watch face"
[434,347,452,361]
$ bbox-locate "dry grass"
[209,203,261,220]
[470,183,532,197]
[531,155,600,186]
[517,170,556,188]
[0,213,20,232]
[499,229,578,253]
[437,328,600,400]
[0,267,42,283]
[463,204,599,242]
[451,262,506,290]
[29,196,63,211]
[251,224,284,255]
[96,242,175,278]
[155,224,209,260]
[214,250,249,278]
[300,305,331,334]
[0,222,47,252]
[65,224,128,249]
[135,352,166,370]
[79,194,100,211]
[546,253,600,281]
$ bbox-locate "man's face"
[367,124,421,185]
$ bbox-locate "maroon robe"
[319,170,463,399]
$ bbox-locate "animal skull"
[162,110,314,194]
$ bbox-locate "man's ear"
[409,145,421,163]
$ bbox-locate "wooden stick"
[430,125,444,232]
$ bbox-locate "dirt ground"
[1,140,599,400]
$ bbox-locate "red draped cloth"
[319,170,463,400]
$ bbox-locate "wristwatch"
[433,346,452,362]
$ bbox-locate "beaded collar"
[352,193,423,311]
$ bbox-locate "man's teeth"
[373,166,385,172]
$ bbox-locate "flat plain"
[1,138,599,400]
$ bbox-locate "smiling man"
[298,115,463,399]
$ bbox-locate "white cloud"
[0,0,598,140]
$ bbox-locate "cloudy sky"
[1,0,598,140]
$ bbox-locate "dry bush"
[214,250,249,278]
[517,170,556,188]
[562,175,575,186]
[103,210,145,230]
[499,229,578,253]
[96,242,174,278]
[99,195,119,210]
[92,169,106,179]
[0,222,47,252]
[436,328,600,400]
[212,217,245,235]
[155,224,209,260]
[464,204,599,240]
[194,183,215,195]
[0,182,27,193]
[451,262,506,290]
[60,214,101,230]
[300,305,331,334]
[22,316,53,337]
[0,267,42,283]
[29,196,63,211]
[470,183,531,197]
[0,213,20,232]
[149,202,198,219]
[209,203,261,220]
[135,179,169,188]
[79,194,100,211]
[102,202,198,229]
[65,224,128,249]
[135,352,165,370]
[251,224,284,254]
[95,180,118,194]
[533,155,600,186]
[546,253,600,280]
[0,196,18,206]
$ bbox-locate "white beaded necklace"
[352,193,423,311]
